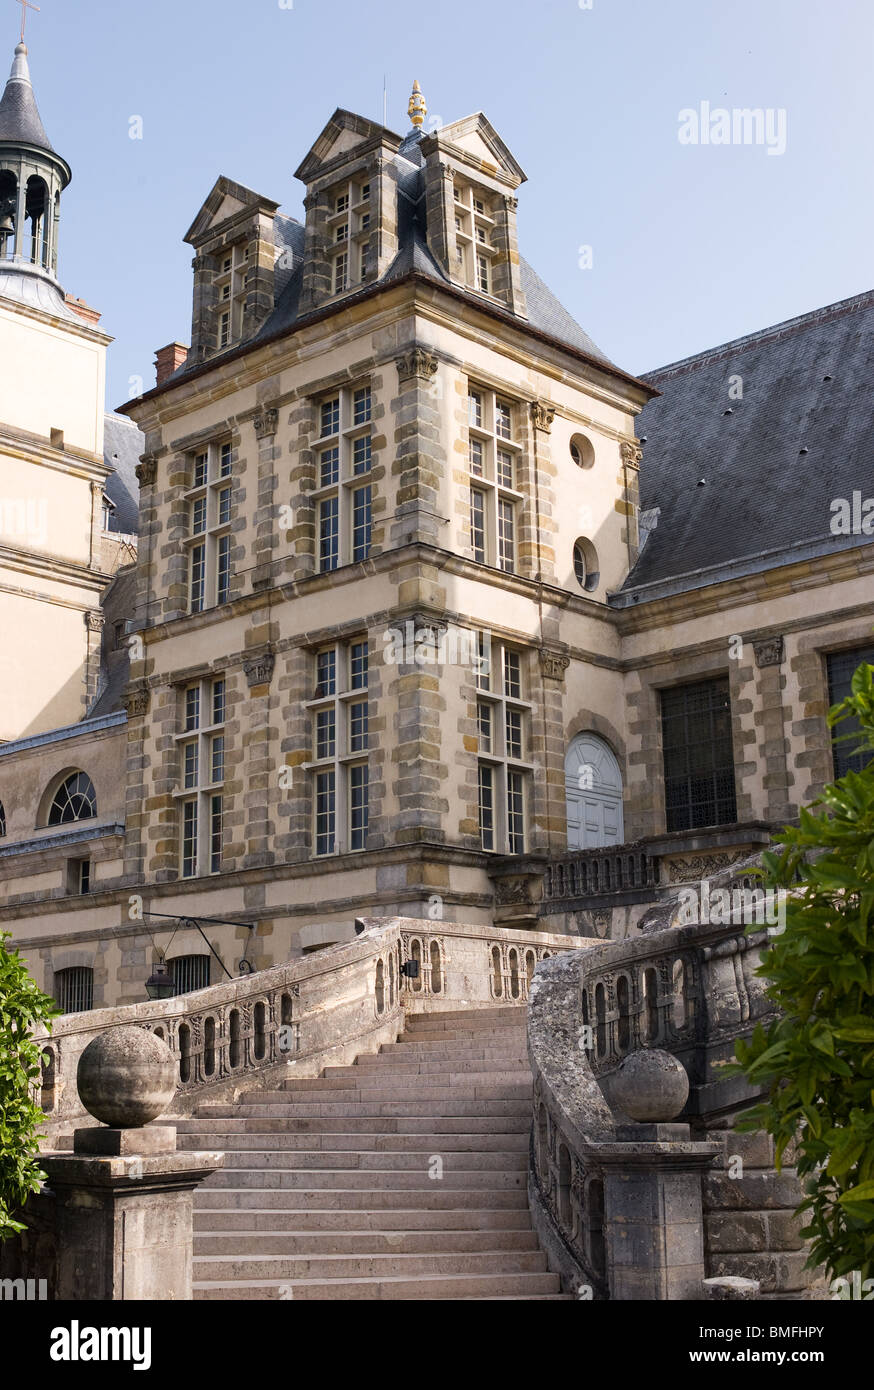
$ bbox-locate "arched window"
[0,800,6,836]
[0,170,16,260]
[47,772,97,826]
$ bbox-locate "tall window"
[476,638,531,852]
[308,639,369,855]
[661,678,737,832]
[214,242,248,349]
[467,385,521,572]
[47,772,96,826]
[453,182,497,294]
[315,385,374,572]
[186,440,233,612]
[176,676,226,877]
[826,645,874,778]
[54,966,93,1014]
[328,177,372,296]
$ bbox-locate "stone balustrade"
[36,916,580,1134]
[527,919,782,1298]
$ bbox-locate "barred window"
[826,645,874,778]
[55,966,93,1014]
[170,954,210,996]
[661,678,737,833]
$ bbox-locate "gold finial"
[408,79,426,129]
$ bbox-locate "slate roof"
[0,44,55,154]
[103,412,143,535]
[168,128,612,384]
[620,290,874,596]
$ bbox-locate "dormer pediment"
[294,109,403,184]
[420,113,526,188]
[184,175,280,248]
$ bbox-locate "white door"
[565,734,624,849]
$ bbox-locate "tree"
[0,932,58,1240]
[730,659,874,1286]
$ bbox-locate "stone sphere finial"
[77,1025,177,1128]
[611,1048,689,1122]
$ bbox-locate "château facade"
[1,57,872,1013]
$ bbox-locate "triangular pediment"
[294,109,403,183]
[184,176,280,246]
[423,113,526,186]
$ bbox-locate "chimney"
[65,294,102,325]
[155,341,189,386]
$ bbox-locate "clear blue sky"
[14,0,873,407]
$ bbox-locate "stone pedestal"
[601,1123,719,1300]
[41,1139,222,1301]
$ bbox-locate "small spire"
[407,79,426,129]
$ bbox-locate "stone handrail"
[527,918,776,1297]
[543,844,657,900]
[36,916,580,1133]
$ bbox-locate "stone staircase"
[177,1006,569,1300]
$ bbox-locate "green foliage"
[728,660,874,1283]
[0,931,59,1241]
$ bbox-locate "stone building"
[1,63,872,1011]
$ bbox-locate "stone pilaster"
[241,629,278,869]
[251,394,280,588]
[753,636,794,823]
[490,193,527,317]
[531,647,570,852]
[527,400,557,582]
[390,348,444,547]
[276,644,311,860]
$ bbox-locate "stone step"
[398,1026,527,1044]
[284,1067,530,1089]
[203,1167,527,1190]
[194,1207,532,1232]
[193,1187,529,1210]
[193,1229,539,1256]
[178,1114,530,1135]
[193,1249,547,1281]
[278,1071,532,1091]
[378,1042,529,1061]
[193,1271,561,1300]
[326,1059,531,1077]
[260,1085,532,1104]
[192,1099,531,1119]
[178,1130,528,1153]
[405,1007,524,1026]
[195,1148,526,1172]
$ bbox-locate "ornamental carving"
[494,878,532,906]
[664,851,746,884]
[254,407,279,440]
[122,687,150,719]
[84,610,105,632]
[539,648,570,682]
[136,455,158,486]
[620,439,643,468]
[753,635,784,668]
[530,400,555,433]
[244,652,275,688]
[395,347,438,382]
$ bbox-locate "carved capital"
[539,648,570,682]
[254,406,279,440]
[243,652,275,688]
[620,439,643,468]
[136,454,158,487]
[754,635,784,668]
[502,194,519,213]
[530,400,555,433]
[122,687,150,719]
[395,347,439,382]
[84,610,105,633]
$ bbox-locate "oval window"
[570,434,595,470]
[573,539,600,592]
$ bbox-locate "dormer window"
[451,183,497,296]
[326,176,373,299]
[214,242,248,350]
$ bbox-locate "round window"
[570,433,595,469]
[573,539,599,592]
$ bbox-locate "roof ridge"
[642,287,874,380]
